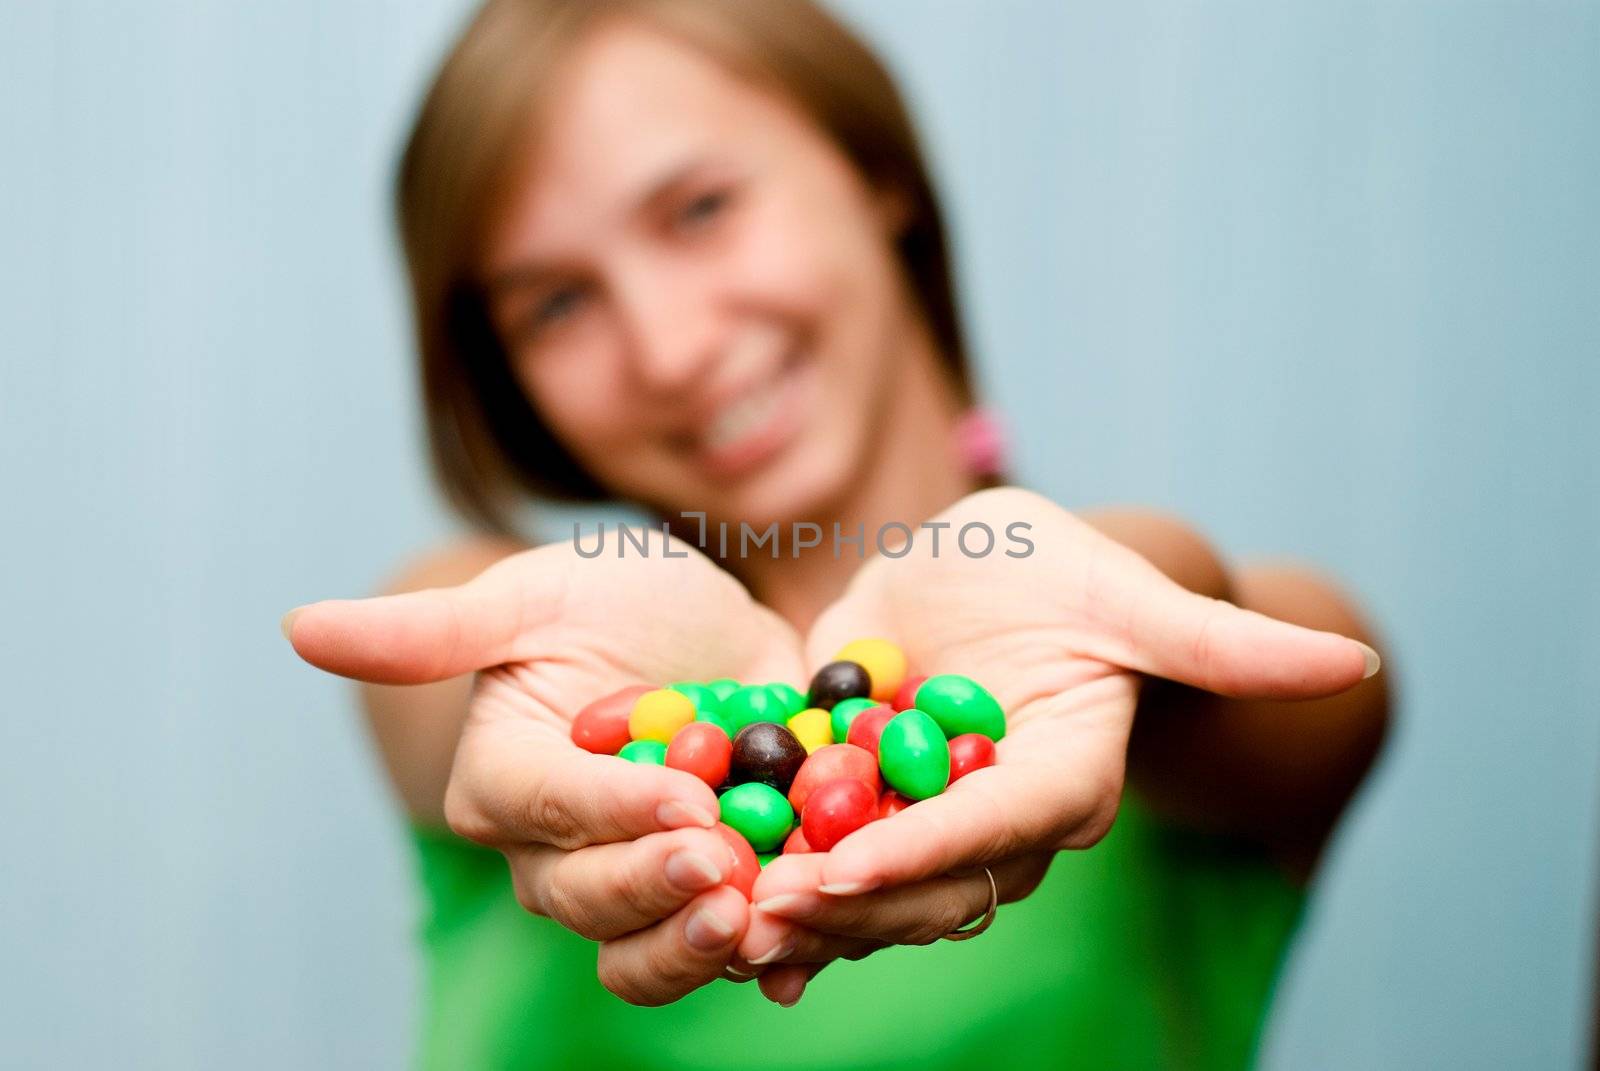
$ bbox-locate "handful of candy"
[570,639,1006,897]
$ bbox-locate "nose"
[611,257,720,397]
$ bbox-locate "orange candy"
[571,685,652,754]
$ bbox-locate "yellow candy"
[627,689,695,744]
[786,707,834,754]
[833,638,907,703]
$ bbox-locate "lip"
[691,352,811,481]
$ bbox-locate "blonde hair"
[397,0,976,537]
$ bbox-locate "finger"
[447,724,720,849]
[757,963,823,1007]
[1094,540,1379,700]
[509,826,738,941]
[811,719,1121,892]
[282,547,561,684]
[739,854,822,966]
[596,886,749,1007]
[747,854,1046,955]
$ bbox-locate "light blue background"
[2,1,1595,1067]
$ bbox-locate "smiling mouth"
[683,348,809,479]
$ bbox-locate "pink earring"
[953,407,1008,479]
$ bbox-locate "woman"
[284,0,1392,1066]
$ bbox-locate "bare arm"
[358,536,528,826]
[1081,506,1392,877]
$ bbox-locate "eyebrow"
[484,155,718,293]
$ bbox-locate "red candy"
[783,826,813,854]
[946,733,997,785]
[801,778,877,852]
[665,721,732,788]
[787,743,881,813]
[715,822,760,898]
[571,684,652,754]
[877,790,913,819]
[892,675,928,712]
[844,704,897,757]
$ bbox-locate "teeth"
[704,375,784,452]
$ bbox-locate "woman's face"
[480,20,920,525]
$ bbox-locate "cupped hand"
[737,487,1378,1006]
[285,530,805,1005]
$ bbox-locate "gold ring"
[942,866,997,941]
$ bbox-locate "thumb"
[281,555,555,684]
[1107,563,1380,701]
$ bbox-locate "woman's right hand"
[284,530,806,1005]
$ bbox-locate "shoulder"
[1077,504,1234,602]
[379,534,532,597]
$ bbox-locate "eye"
[676,188,732,231]
[523,285,587,336]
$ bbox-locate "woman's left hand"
[736,487,1378,1005]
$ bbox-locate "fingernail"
[685,906,737,952]
[280,607,303,643]
[818,879,878,896]
[753,892,820,919]
[1356,641,1381,679]
[665,850,722,893]
[657,800,716,830]
[748,935,798,966]
[725,965,755,978]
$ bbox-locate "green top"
[408,795,1303,1070]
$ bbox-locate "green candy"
[878,709,950,800]
[669,681,723,715]
[617,739,667,765]
[722,684,786,733]
[757,851,778,868]
[706,678,741,702]
[693,706,737,738]
[670,680,736,736]
[717,782,794,852]
[829,696,879,743]
[913,674,1006,741]
[766,681,807,718]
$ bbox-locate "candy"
[807,660,872,710]
[715,822,760,898]
[627,688,696,744]
[891,674,928,712]
[766,682,808,718]
[668,681,723,715]
[571,684,651,754]
[722,684,787,734]
[877,709,950,800]
[693,705,737,738]
[585,642,1008,867]
[787,743,881,813]
[617,739,667,765]
[877,790,914,819]
[717,782,794,852]
[947,733,998,785]
[844,704,897,757]
[913,674,1006,741]
[801,777,877,851]
[729,722,807,794]
[669,682,738,743]
[665,721,733,788]
[786,707,834,753]
[829,697,879,744]
[833,639,907,702]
